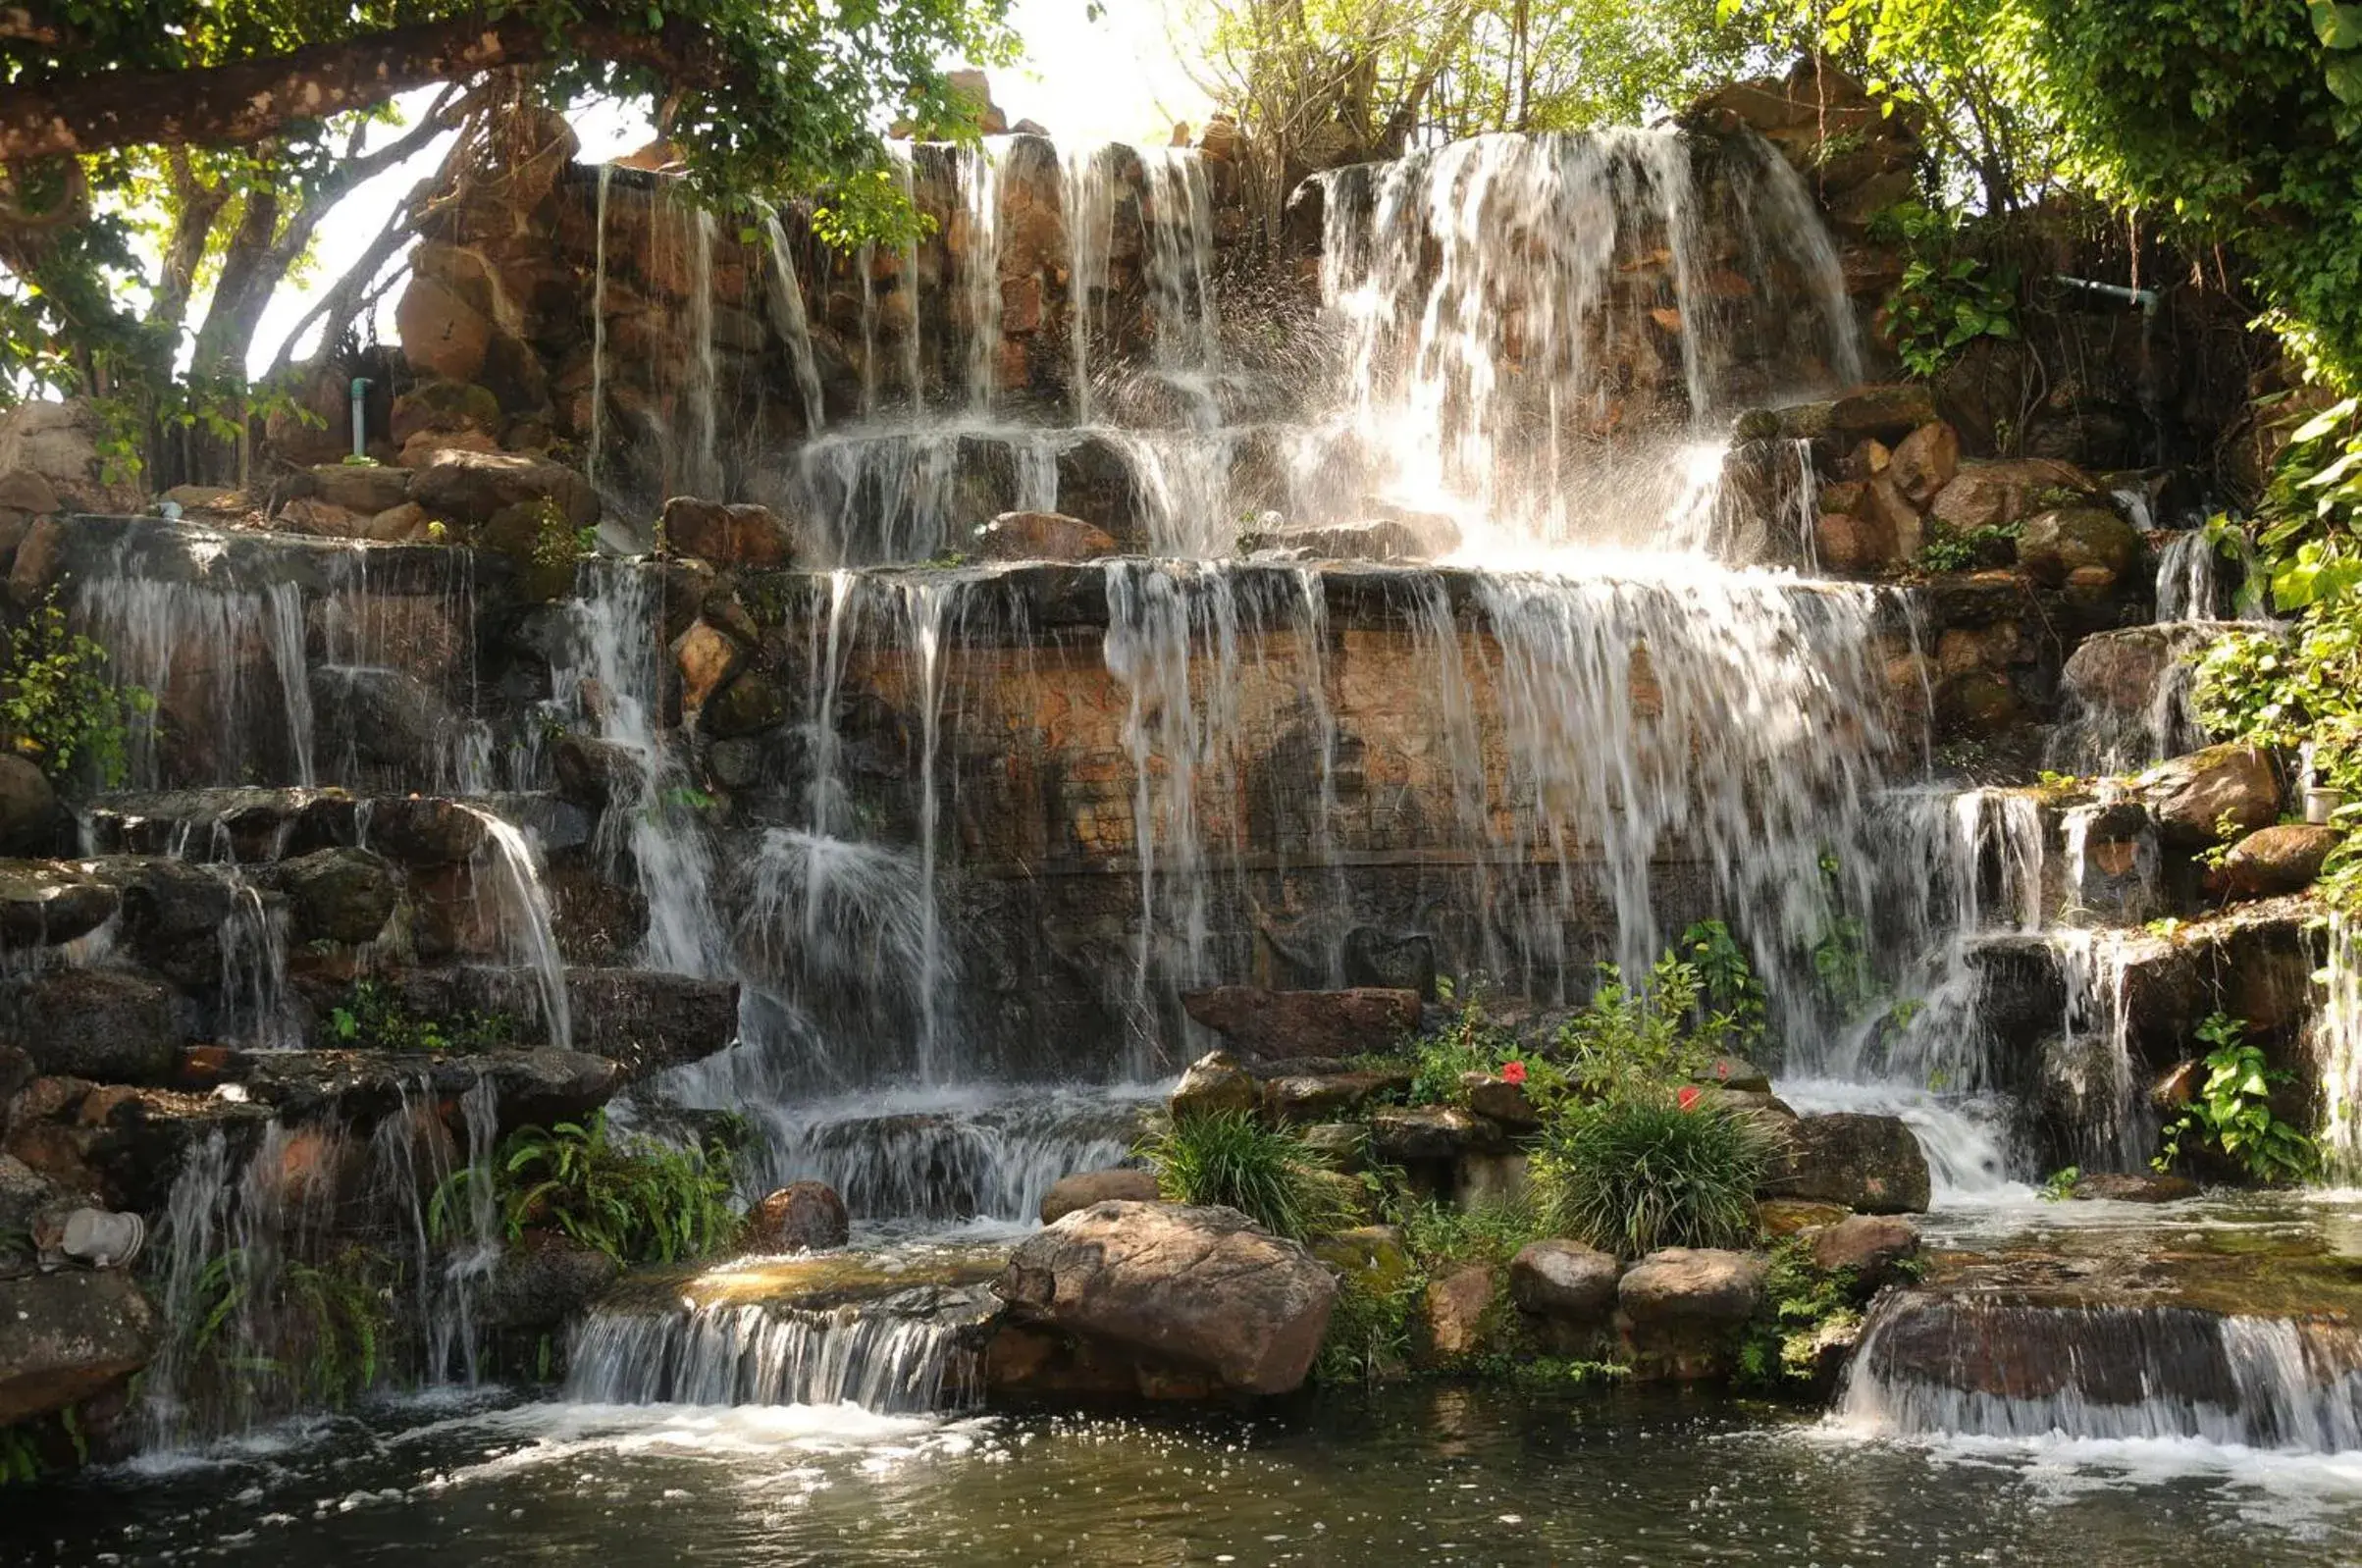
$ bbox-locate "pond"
[11,1382,2362,1566]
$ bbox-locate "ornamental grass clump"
[1138,1109,1357,1241]
[1532,1093,1777,1259]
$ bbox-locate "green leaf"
[2292,398,2360,444]
[2311,0,2362,49]
[2330,54,2362,106]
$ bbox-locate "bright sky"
[244,0,1215,377]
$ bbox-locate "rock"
[366,500,434,542]
[1888,421,1961,507]
[1310,1224,1413,1295]
[398,427,501,468]
[308,462,411,515]
[993,1201,1338,1395]
[477,1231,621,1332]
[0,862,118,947]
[1757,1198,1850,1236]
[0,1270,157,1423]
[0,756,65,854]
[0,398,146,512]
[1419,1262,1498,1361]
[1937,669,2025,736]
[1243,517,1447,563]
[1828,384,1937,438]
[2071,1171,2200,1203]
[2218,824,2341,898]
[672,619,744,711]
[0,470,61,515]
[8,515,64,604]
[2017,506,2140,590]
[395,274,496,384]
[552,731,633,810]
[2137,744,2282,851]
[310,665,458,775]
[411,449,597,530]
[1040,1167,1162,1224]
[1297,1122,1368,1172]
[1169,1050,1260,1120]
[1262,1070,1407,1122]
[1929,457,2098,531]
[1179,986,1422,1061]
[1617,1247,1765,1377]
[1508,1238,1620,1321]
[748,1181,850,1252]
[1461,1073,1541,1128]
[974,510,1119,562]
[390,380,504,445]
[362,797,490,864]
[1694,1057,1772,1093]
[275,495,371,537]
[267,847,399,945]
[660,497,798,569]
[1766,1113,1930,1214]
[1454,1151,1529,1211]
[561,969,740,1084]
[1367,1105,1501,1162]
[1813,510,1889,574]
[1810,1214,1920,1288]
[7,970,179,1082]
[702,671,788,738]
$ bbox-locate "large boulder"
[1418,1262,1498,1362]
[1811,1214,1921,1290]
[1169,1050,1259,1120]
[1617,1247,1766,1379]
[561,969,741,1083]
[1367,1105,1502,1163]
[660,497,798,569]
[1929,457,2098,531]
[1764,1113,1930,1214]
[477,1231,621,1333]
[2137,744,2282,851]
[410,449,596,530]
[1179,985,1422,1061]
[1827,384,1937,439]
[0,755,66,855]
[2017,505,2141,591]
[307,461,412,515]
[974,510,1118,562]
[0,861,118,947]
[2218,824,2342,899]
[0,397,147,513]
[1040,1167,1161,1224]
[1887,421,1961,507]
[992,1200,1338,1395]
[6,969,180,1082]
[265,846,400,945]
[0,1270,158,1423]
[1262,1070,1409,1123]
[747,1181,850,1252]
[1508,1238,1620,1323]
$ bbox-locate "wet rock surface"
[0,1269,158,1424]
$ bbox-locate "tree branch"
[1,13,727,162]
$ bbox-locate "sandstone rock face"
[2017,505,2140,590]
[396,273,498,385]
[8,515,65,604]
[993,1201,1338,1395]
[1040,1167,1162,1224]
[1887,421,1961,506]
[1263,1070,1408,1123]
[1929,457,2097,531]
[8,969,181,1082]
[2071,1172,2200,1203]
[1169,1050,1260,1120]
[411,449,596,530]
[0,398,146,513]
[1617,1247,1765,1379]
[1828,384,1937,438]
[2219,823,2341,899]
[560,969,741,1084]
[661,497,798,568]
[1180,986,1422,1060]
[363,797,491,864]
[308,462,413,515]
[748,1181,850,1252]
[1508,1238,1621,1321]
[1419,1262,1498,1360]
[0,1270,158,1423]
[1811,1214,1920,1288]
[975,510,1119,562]
[2138,744,2282,851]
[310,665,460,778]
[1765,1113,1931,1214]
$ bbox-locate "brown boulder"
[1508,1238,1620,1321]
[1040,1167,1162,1224]
[2017,506,2140,590]
[2071,1171,2201,1203]
[2218,823,2341,899]
[1617,1247,1766,1379]
[672,619,744,711]
[993,1201,1338,1395]
[1764,1113,1930,1214]
[660,497,798,569]
[308,462,411,514]
[2137,744,2282,851]
[0,755,62,853]
[1810,1214,1920,1288]
[8,515,64,605]
[0,398,146,512]
[1888,421,1961,506]
[0,1270,157,1424]
[1418,1262,1498,1361]
[9,969,181,1083]
[411,449,596,530]
[1929,457,2098,531]
[1828,384,1937,438]
[1367,1105,1503,1162]
[395,274,496,384]
[1169,1050,1259,1120]
[974,510,1118,562]
[1179,985,1421,1061]
[747,1180,849,1252]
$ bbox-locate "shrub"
[1313,1266,1420,1387]
[2154,1014,2317,1184]
[0,593,152,787]
[1735,1236,1863,1391]
[436,1113,744,1266]
[325,979,517,1053]
[1555,954,1735,1103]
[1137,1110,1357,1241]
[1531,1095,1776,1259]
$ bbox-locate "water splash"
[565,1296,983,1412]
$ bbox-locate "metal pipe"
[349,376,373,458]
[2054,274,2159,315]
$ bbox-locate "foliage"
[325,980,517,1053]
[1677,919,1768,1054]
[182,1243,394,1411]
[1555,953,1735,1104]
[0,1423,42,1485]
[1312,1263,1423,1385]
[1399,999,1531,1106]
[1393,1192,1548,1268]
[1916,520,2020,573]
[2037,1165,2080,1202]
[1735,1236,1863,1389]
[1139,1109,1359,1241]
[435,1113,743,1266]
[1870,201,2021,377]
[2154,1015,2317,1184]
[0,594,152,788]
[1530,1094,1775,1258]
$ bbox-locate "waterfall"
[217,870,298,1049]
[761,208,830,436]
[960,141,1004,413]
[2316,912,2362,1180]
[2052,929,2153,1171]
[1141,147,1222,402]
[892,142,924,416]
[1062,144,1118,424]
[1839,1296,2362,1450]
[566,1298,983,1412]
[687,207,720,496]
[454,803,573,1050]
[588,163,612,486]
[560,558,727,977]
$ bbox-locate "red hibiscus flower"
[1714,1060,1731,1080]
[1676,1085,1703,1113]
[1500,1061,1528,1085]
